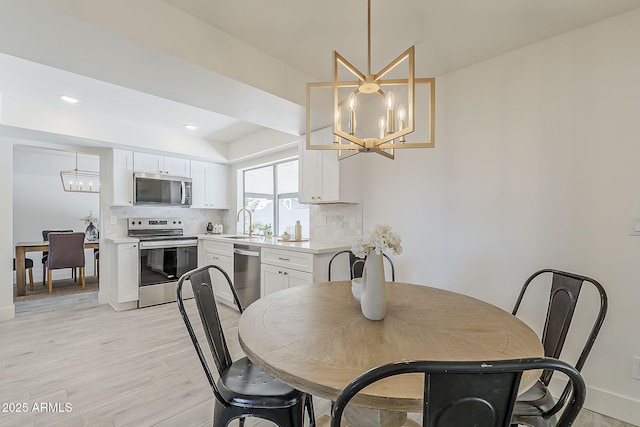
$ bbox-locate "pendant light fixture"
[60,152,100,194]
[306,0,435,159]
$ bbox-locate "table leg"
[15,246,26,297]
[317,412,413,427]
[344,406,407,427]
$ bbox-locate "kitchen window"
[241,159,309,237]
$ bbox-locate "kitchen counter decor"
[80,210,99,241]
[352,224,402,320]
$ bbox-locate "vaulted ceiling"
[1,0,638,162]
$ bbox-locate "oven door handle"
[139,240,197,249]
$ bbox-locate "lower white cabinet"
[106,239,139,310]
[261,263,313,296]
[198,239,234,306]
[261,247,315,297]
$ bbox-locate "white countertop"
[198,234,351,254]
[105,236,139,244]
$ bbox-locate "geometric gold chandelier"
[306,0,435,160]
[60,152,100,193]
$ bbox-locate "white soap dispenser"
[294,220,302,241]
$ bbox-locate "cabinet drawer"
[201,240,233,255]
[261,247,314,273]
[204,252,232,265]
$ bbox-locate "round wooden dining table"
[238,281,544,426]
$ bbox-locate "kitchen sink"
[224,235,262,241]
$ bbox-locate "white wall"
[356,9,640,423]
[12,147,100,280]
[0,142,15,320]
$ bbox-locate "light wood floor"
[0,292,631,427]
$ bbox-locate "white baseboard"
[586,385,640,425]
[109,300,137,312]
[98,290,109,305]
[0,303,16,321]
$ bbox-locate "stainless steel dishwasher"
[233,244,261,308]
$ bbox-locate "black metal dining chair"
[177,264,315,427]
[510,269,607,427]
[13,257,35,291]
[331,358,585,427]
[327,250,395,281]
[93,249,100,278]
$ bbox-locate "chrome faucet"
[237,208,254,237]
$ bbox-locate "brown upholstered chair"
[13,258,35,291]
[42,229,74,285]
[46,232,86,294]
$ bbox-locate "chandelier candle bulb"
[378,116,386,138]
[348,93,357,135]
[385,91,395,134]
[398,104,407,143]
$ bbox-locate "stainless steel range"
[128,218,197,308]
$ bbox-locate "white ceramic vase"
[360,251,386,320]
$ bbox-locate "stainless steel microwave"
[133,173,192,207]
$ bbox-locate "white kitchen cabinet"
[106,239,139,311]
[191,160,228,209]
[163,156,191,177]
[134,152,191,177]
[298,128,360,203]
[111,148,134,206]
[198,239,234,306]
[260,247,314,297]
[261,263,313,296]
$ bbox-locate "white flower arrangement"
[352,224,403,258]
[80,210,99,226]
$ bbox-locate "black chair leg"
[306,395,316,426]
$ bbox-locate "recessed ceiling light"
[59,95,80,104]
[183,124,198,130]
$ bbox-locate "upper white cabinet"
[134,152,191,177]
[111,148,134,206]
[191,160,229,209]
[299,128,360,203]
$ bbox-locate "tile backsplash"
[102,203,361,244]
[309,203,362,243]
[103,206,225,238]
